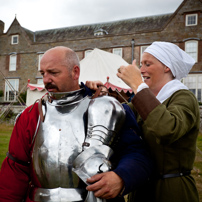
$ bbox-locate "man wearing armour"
[0,46,153,202]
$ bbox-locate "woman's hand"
[117,60,143,94]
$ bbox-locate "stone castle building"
[0,0,201,103]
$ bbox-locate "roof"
[21,14,172,43]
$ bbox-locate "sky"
[0,0,183,33]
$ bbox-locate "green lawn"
[0,123,13,166]
[0,124,202,201]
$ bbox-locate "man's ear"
[72,65,80,80]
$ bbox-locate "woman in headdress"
[117,41,200,202]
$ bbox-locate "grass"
[0,123,13,166]
[0,124,202,201]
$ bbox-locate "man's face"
[40,48,79,93]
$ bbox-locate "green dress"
[127,88,200,202]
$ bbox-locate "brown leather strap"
[92,85,108,99]
[38,98,45,122]
[92,87,102,99]
[37,94,48,122]
[7,152,30,166]
[28,99,39,113]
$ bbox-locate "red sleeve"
[0,103,39,202]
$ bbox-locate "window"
[140,46,149,64]
[11,35,19,44]
[186,14,198,26]
[94,29,108,36]
[113,48,122,57]
[85,50,93,58]
[9,54,17,71]
[37,78,43,84]
[183,74,202,102]
[38,54,44,71]
[94,31,104,36]
[185,40,198,62]
[4,79,19,102]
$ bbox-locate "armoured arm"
[83,95,126,149]
[82,104,153,200]
[73,96,126,183]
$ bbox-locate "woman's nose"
[140,65,145,73]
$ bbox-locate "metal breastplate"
[32,91,91,189]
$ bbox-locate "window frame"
[94,29,108,36]
[94,31,104,36]
[11,35,19,45]
[185,14,198,26]
[85,50,93,58]
[182,74,202,102]
[38,54,44,71]
[9,54,17,71]
[4,79,19,102]
[37,78,43,84]
[140,46,149,65]
[185,40,198,63]
[112,48,123,57]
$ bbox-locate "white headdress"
[144,41,195,80]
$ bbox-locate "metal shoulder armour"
[83,95,126,149]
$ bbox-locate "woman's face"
[140,52,172,96]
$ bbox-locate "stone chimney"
[0,20,4,34]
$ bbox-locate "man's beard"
[45,83,59,91]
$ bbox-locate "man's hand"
[86,171,124,199]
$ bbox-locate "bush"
[14,91,27,105]
[0,90,3,97]
[20,91,27,103]
[2,109,15,120]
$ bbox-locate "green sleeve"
[131,89,200,145]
